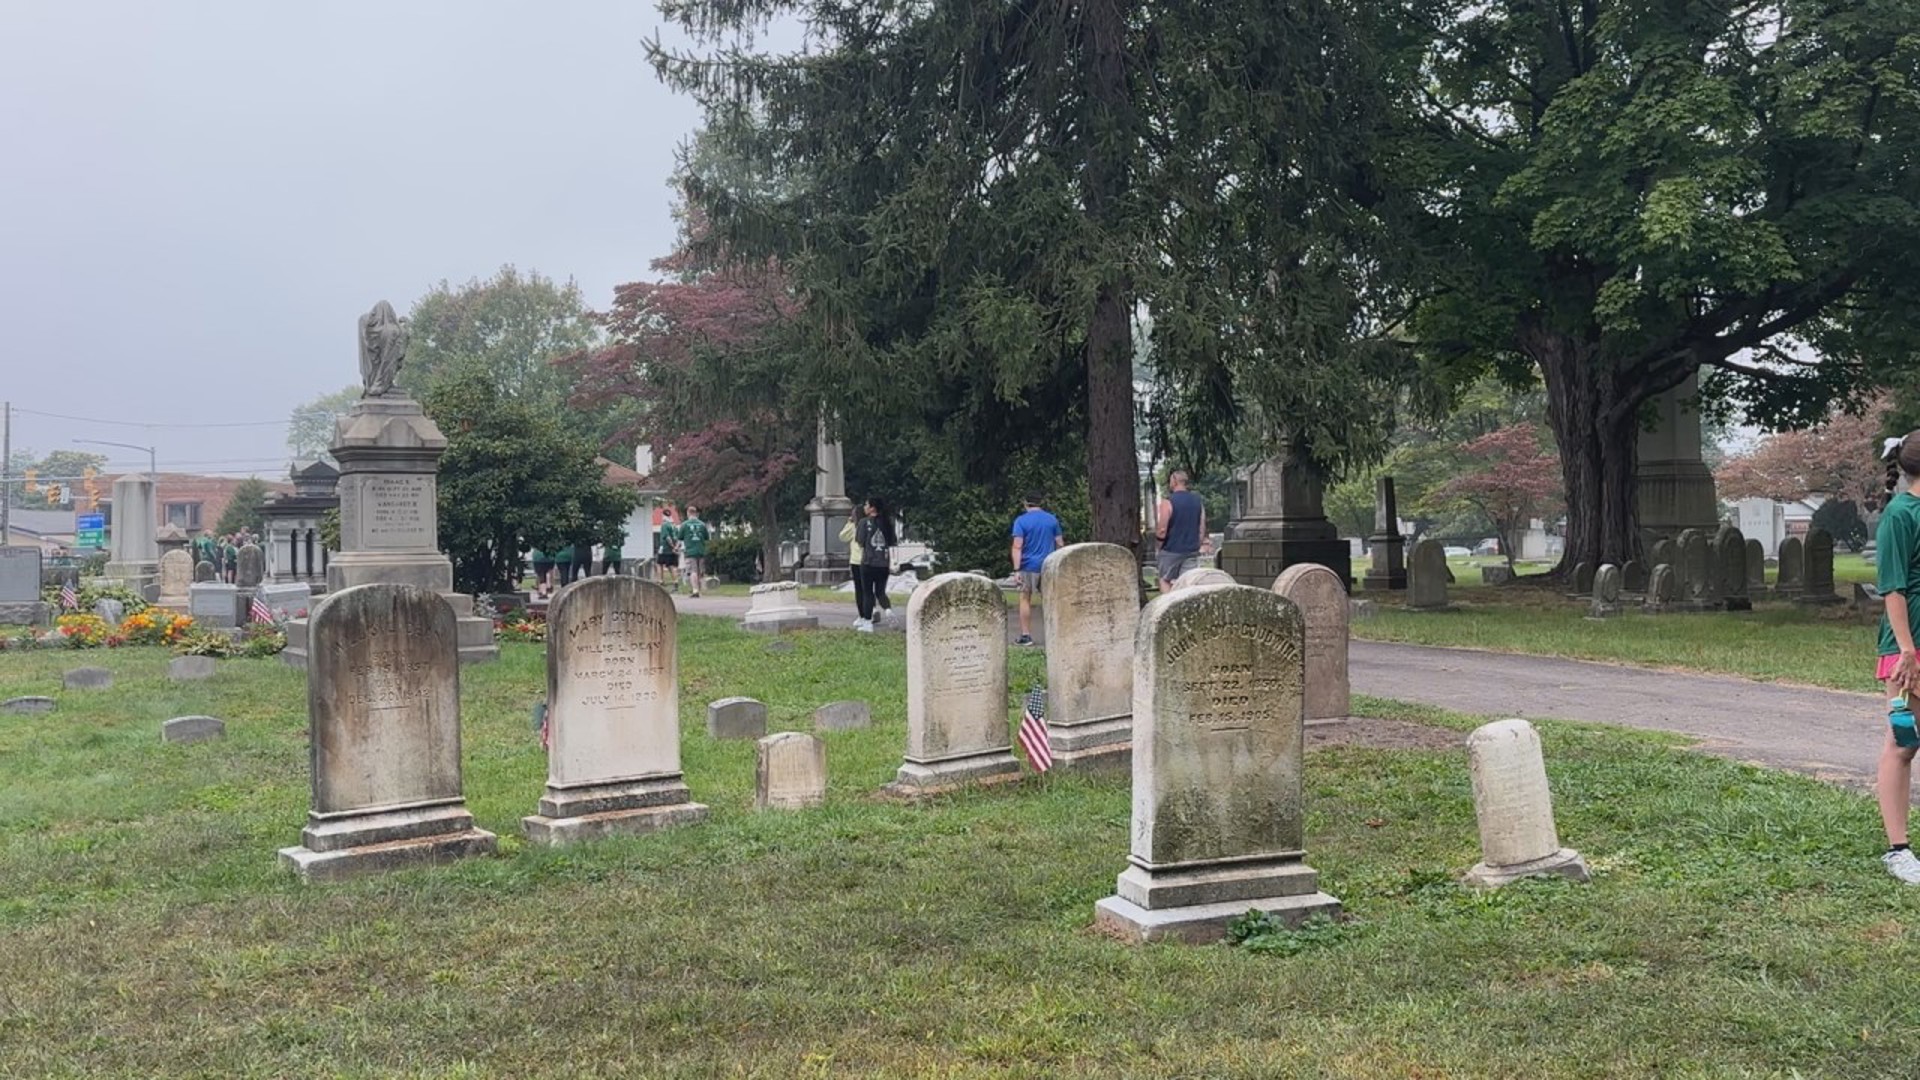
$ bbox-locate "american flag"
[249,595,274,624]
[59,580,77,610]
[1017,685,1052,772]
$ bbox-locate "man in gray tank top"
[1155,470,1210,590]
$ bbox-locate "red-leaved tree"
[1716,397,1890,509]
[1433,424,1561,568]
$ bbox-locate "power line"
[12,406,346,429]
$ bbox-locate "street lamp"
[74,438,157,479]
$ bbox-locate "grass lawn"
[4,623,1920,1077]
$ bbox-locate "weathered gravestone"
[1646,563,1679,613]
[740,581,818,633]
[0,546,49,627]
[1570,561,1595,597]
[1464,718,1590,888]
[2,696,54,715]
[1039,542,1139,769]
[1093,583,1340,943]
[155,549,193,608]
[1799,528,1841,604]
[279,583,497,882]
[256,582,313,622]
[886,573,1021,796]
[168,656,217,682]
[1648,537,1677,571]
[1716,526,1751,610]
[1588,564,1623,619]
[1775,535,1805,597]
[708,697,769,740]
[193,559,217,583]
[63,666,112,691]
[1678,529,1712,603]
[237,543,266,588]
[814,700,872,731]
[1408,539,1449,610]
[1745,539,1766,595]
[162,715,226,745]
[189,582,240,629]
[756,731,827,810]
[93,598,125,627]
[523,576,707,844]
[1180,568,1237,588]
[1622,560,1647,594]
[1273,562,1349,723]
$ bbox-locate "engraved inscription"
[360,475,435,549]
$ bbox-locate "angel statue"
[357,300,409,397]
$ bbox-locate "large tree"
[650,0,1399,554]
[1716,397,1889,508]
[285,385,360,461]
[1384,0,1920,570]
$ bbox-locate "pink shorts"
[1879,654,1903,681]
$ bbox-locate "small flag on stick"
[59,580,78,611]
[1017,685,1052,772]
[249,595,274,624]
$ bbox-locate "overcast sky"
[0,1,705,478]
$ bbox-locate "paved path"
[672,593,1886,785]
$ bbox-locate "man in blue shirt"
[1154,469,1211,590]
[1010,491,1064,646]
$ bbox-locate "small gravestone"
[2,696,54,715]
[1480,564,1513,585]
[1180,568,1236,588]
[256,582,312,622]
[1621,560,1646,594]
[1648,537,1677,572]
[1349,598,1378,620]
[237,544,266,588]
[1775,536,1805,597]
[756,731,827,810]
[1799,528,1841,604]
[1645,563,1679,612]
[189,582,240,629]
[63,666,112,690]
[1678,529,1712,602]
[1588,564,1623,619]
[707,697,769,740]
[1463,719,1590,888]
[279,583,497,882]
[1570,561,1594,596]
[739,581,818,633]
[1408,539,1449,610]
[162,715,226,745]
[193,559,217,583]
[814,700,872,731]
[887,573,1020,796]
[524,576,707,844]
[0,546,50,627]
[1273,562,1350,722]
[1094,583,1339,943]
[1716,526,1751,610]
[155,549,193,608]
[1039,542,1139,769]
[168,655,217,682]
[93,598,125,626]
[1745,539,1765,595]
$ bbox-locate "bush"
[704,533,761,583]
[53,614,112,649]
[40,580,147,615]
[172,629,236,658]
[237,624,286,658]
[1812,499,1868,551]
[119,608,193,646]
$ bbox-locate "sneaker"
[856,620,875,633]
[1014,634,1035,647]
[1886,849,1920,884]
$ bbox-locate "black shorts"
[657,551,679,568]
[532,559,554,575]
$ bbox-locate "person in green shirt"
[655,512,681,591]
[1877,431,1920,884]
[220,536,239,584]
[603,542,623,576]
[679,506,711,598]
[529,547,553,598]
[193,532,217,573]
[554,544,577,587]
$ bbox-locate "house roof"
[597,457,666,494]
[2,509,77,538]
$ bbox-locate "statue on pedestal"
[358,301,409,398]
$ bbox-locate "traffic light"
[82,466,99,503]
[44,484,59,506]
[22,469,37,494]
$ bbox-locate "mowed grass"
[4,625,1920,1077]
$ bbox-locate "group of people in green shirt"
[191,529,254,585]
[653,506,710,597]
[525,542,620,599]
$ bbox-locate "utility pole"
[1,401,11,547]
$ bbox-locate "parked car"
[1443,545,1473,559]
[1473,538,1501,557]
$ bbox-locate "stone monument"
[1744,538,1765,595]
[1678,529,1713,604]
[1716,525,1750,611]
[279,583,497,881]
[1362,476,1407,591]
[1645,563,1679,612]
[739,581,818,633]
[284,301,497,667]
[237,543,266,589]
[1218,446,1351,590]
[1408,539,1449,610]
[756,732,828,810]
[1272,562,1349,723]
[797,416,854,586]
[1038,542,1139,770]
[1799,528,1841,605]
[0,546,49,628]
[193,559,217,583]
[1570,561,1594,596]
[1621,559,1647,594]
[189,582,240,629]
[523,576,707,844]
[707,697,769,740]
[154,549,192,609]
[1636,371,1719,538]
[104,475,158,588]
[886,573,1021,796]
[1775,535,1804,597]
[1463,719,1590,888]
[1093,583,1341,943]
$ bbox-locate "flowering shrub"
[238,623,287,658]
[54,614,110,649]
[498,613,547,643]
[119,609,194,646]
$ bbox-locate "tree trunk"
[1530,327,1642,574]
[757,489,781,586]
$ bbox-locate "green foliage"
[236,625,286,659]
[284,385,359,460]
[40,580,146,616]
[883,436,1093,575]
[702,532,761,584]
[1226,912,1358,957]
[318,508,340,555]
[424,370,639,594]
[213,477,271,536]
[170,629,235,658]
[1812,500,1867,552]
[6,449,107,509]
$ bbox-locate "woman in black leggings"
[853,497,896,631]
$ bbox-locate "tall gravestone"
[1799,528,1840,604]
[279,584,497,882]
[524,576,707,843]
[1219,447,1351,589]
[1678,529,1712,603]
[154,549,193,609]
[797,415,854,585]
[1362,476,1407,591]
[237,543,266,589]
[1408,539,1449,610]
[886,573,1021,795]
[1744,538,1765,595]
[1776,535,1805,597]
[284,302,497,667]
[0,547,49,627]
[1272,563,1349,723]
[1636,371,1720,538]
[1648,537,1677,572]
[1716,525,1750,610]
[1570,562,1595,596]
[1093,584,1340,943]
[104,475,158,588]
[1039,543,1139,769]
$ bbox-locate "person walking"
[570,540,593,584]
[1154,469,1211,591]
[553,542,577,588]
[220,534,240,584]
[602,539,623,576]
[655,510,681,592]
[1877,432,1920,884]
[853,497,897,632]
[1009,491,1063,646]
[679,506,711,598]
[529,546,554,598]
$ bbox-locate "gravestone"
[155,549,193,608]
[886,572,1021,796]
[2,696,54,715]
[523,577,707,844]
[1646,563,1679,612]
[1775,535,1805,597]
[237,543,266,588]
[194,559,217,583]
[756,731,828,810]
[1480,564,1513,585]
[1716,526,1751,610]
[1678,529,1712,602]
[814,700,872,731]
[1272,563,1349,723]
[189,582,240,629]
[740,581,818,633]
[1363,476,1408,591]
[1588,564,1623,619]
[279,583,497,882]
[93,598,125,627]
[162,715,226,745]
[1621,560,1647,594]
[1180,568,1236,588]
[1093,583,1340,943]
[168,656,217,682]
[707,697,769,740]
[0,546,49,627]
[1648,537,1677,573]
[1039,542,1139,769]
[1745,539,1765,595]
[1799,528,1841,604]
[1570,561,1594,596]
[257,581,313,622]
[1408,539,1449,610]
[63,666,112,690]
[1463,719,1590,888]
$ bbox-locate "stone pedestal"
[1219,452,1352,591]
[797,416,853,585]
[740,581,818,632]
[1362,476,1407,591]
[1636,372,1719,538]
[105,475,159,588]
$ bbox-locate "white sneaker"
[854,619,874,633]
[1884,849,1920,884]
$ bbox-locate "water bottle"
[1892,695,1918,750]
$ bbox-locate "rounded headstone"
[237,544,266,588]
[1408,539,1449,609]
[1593,564,1622,604]
[894,572,1017,792]
[93,598,126,627]
[193,560,217,583]
[814,700,872,732]
[707,697,769,740]
[543,576,681,786]
[1776,536,1805,590]
[1649,563,1679,603]
[168,655,218,682]
[2,696,55,715]
[1464,718,1589,887]
[1571,561,1595,595]
[756,731,827,810]
[62,666,112,691]
[1678,530,1710,599]
[1180,568,1236,588]
[1040,543,1140,728]
[162,715,226,745]
[1272,562,1349,723]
